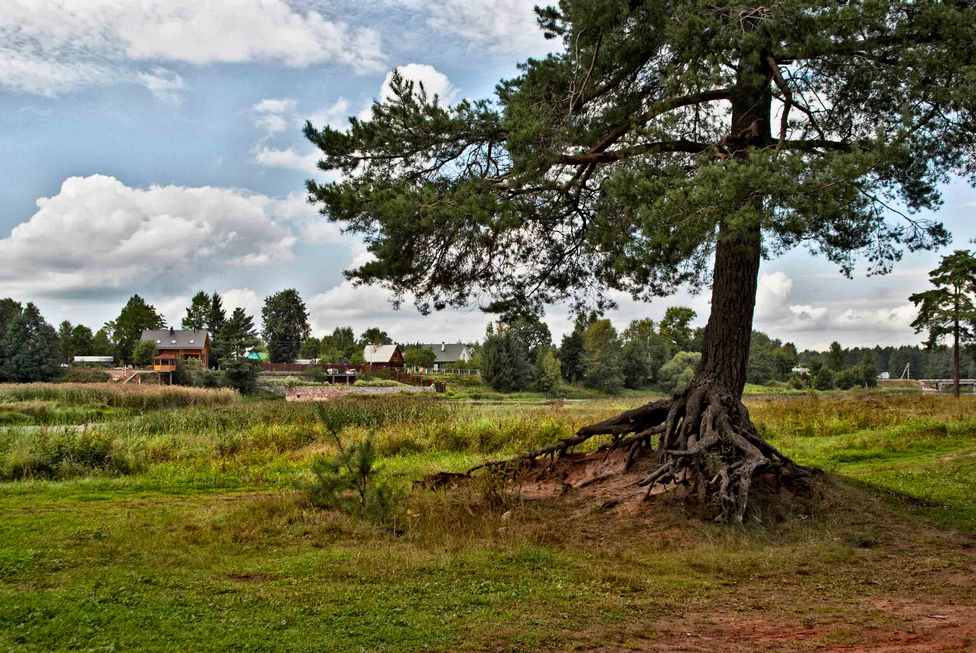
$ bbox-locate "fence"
[257,362,458,387]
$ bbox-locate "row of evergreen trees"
[476,308,962,394]
[480,308,705,394]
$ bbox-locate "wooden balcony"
[153,356,177,373]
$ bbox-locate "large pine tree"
[306,1,976,521]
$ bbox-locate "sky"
[1,0,974,353]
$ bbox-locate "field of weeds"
[0,388,974,651]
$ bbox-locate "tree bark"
[698,224,761,398]
[953,315,961,399]
[696,48,771,398]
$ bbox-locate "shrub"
[659,351,701,393]
[132,340,157,367]
[61,367,112,383]
[787,374,808,390]
[306,405,401,525]
[302,366,331,384]
[354,378,406,388]
[835,367,861,390]
[814,367,835,391]
[533,348,562,394]
[222,359,258,394]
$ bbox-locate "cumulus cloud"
[754,271,918,345]
[387,0,554,57]
[379,63,456,103]
[307,280,489,341]
[0,175,335,300]
[253,146,322,174]
[136,68,185,104]
[253,98,297,134]
[0,0,385,96]
[221,288,264,323]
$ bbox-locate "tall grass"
[0,383,238,410]
[749,392,975,439]
[0,401,121,426]
[1,391,974,485]
[0,427,139,480]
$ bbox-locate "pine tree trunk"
[953,317,961,399]
[697,224,761,398]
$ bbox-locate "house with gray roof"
[420,342,474,370]
[140,328,210,371]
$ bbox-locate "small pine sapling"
[307,404,400,524]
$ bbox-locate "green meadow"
[1,383,974,651]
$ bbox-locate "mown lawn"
[0,387,974,651]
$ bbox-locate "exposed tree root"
[446,382,816,524]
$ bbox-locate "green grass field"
[1,384,974,651]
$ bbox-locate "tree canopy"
[182,292,211,331]
[0,302,62,382]
[262,289,310,363]
[307,1,973,318]
[109,294,165,364]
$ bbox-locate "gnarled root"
[457,382,814,524]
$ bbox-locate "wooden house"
[141,328,210,372]
[363,344,404,368]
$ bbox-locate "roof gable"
[141,329,209,350]
[363,344,401,363]
[420,342,471,363]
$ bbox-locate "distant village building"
[420,342,474,371]
[72,355,114,366]
[877,371,891,380]
[363,344,404,368]
[791,366,810,376]
[140,328,210,372]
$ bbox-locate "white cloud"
[0,48,116,96]
[0,175,310,299]
[0,0,386,96]
[253,146,322,174]
[304,98,353,131]
[222,288,264,322]
[308,280,488,341]
[379,63,456,103]
[254,96,352,135]
[389,0,554,57]
[136,68,185,104]
[754,271,919,346]
[253,98,297,134]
